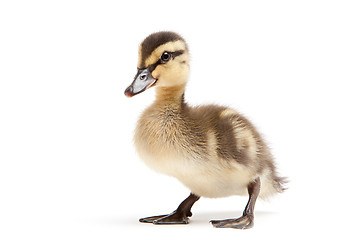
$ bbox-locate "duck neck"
[154,84,186,110]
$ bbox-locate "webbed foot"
[139,193,200,225]
[210,178,260,230]
[210,214,254,229]
[140,210,190,224]
[139,215,167,223]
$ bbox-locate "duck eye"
[161,52,171,62]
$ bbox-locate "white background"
[1,0,360,239]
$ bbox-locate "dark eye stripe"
[145,50,184,72]
[171,50,184,58]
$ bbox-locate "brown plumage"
[125,31,286,229]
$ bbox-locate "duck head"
[125,31,190,97]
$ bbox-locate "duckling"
[124,31,286,229]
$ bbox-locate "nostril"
[140,74,147,81]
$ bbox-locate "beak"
[124,68,157,97]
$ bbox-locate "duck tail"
[273,175,288,193]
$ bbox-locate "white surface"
[1,0,359,239]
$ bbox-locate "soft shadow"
[83,211,277,227]
[191,211,277,225]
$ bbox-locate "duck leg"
[139,193,200,224]
[210,177,260,229]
